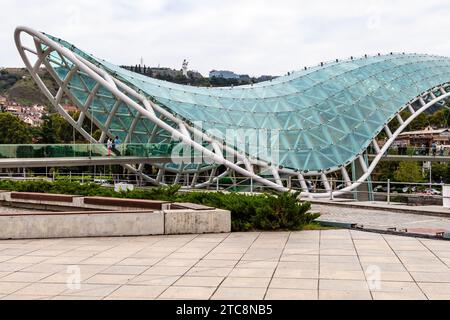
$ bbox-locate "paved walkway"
[0,230,449,300]
[313,199,450,217]
[315,204,450,235]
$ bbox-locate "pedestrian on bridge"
[113,136,122,156]
[432,142,437,156]
[439,144,445,156]
[107,139,113,157]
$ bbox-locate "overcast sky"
[1,0,450,76]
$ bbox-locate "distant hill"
[1,66,276,108]
[0,68,57,106]
[121,65,276,87]
[0,67,444,118]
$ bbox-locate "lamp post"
[429,162,432,190]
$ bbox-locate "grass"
[301,222,339,231]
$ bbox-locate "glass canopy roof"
[44,34,450,172]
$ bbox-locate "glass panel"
[42,33,450,172]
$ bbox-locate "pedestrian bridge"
[14,26,450,197]
[0,143,175,168]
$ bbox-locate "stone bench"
[171,203,214,211]
[10,192,76,203]
[83,197,171,210]
[0,191,232,239]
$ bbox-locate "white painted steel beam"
[14,26,450,197]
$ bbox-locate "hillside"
[0,68,58,106]
[1,66,269,107]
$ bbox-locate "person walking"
[113,136,122,156]
[107,139,113,157]
[432,142,437,156]
[439,144,445,156]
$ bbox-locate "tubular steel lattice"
[15,26,450,198]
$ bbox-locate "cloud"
[1,0,450,76]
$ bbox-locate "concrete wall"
[0,209,231,240]
[165,209,232,235]
[0,211,164,240]
[0,192,168,212]
[0,191,232,239]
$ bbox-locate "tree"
[39,113,78,143]
[406,112,430,131]
[0,113,32,144]
[394,162,423,183]
[430,109,450,128]
[39,114,58,143]
[430,163,450,183]
[374,162,399,181]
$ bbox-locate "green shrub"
[167,191,316,231]
[252,192,317,230]
[0,180,317,231]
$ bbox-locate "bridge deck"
[0,156,172,168]
[0,143,178,168]
[369,154,450,162]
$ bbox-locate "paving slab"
[315,203,450,237]
[0,229,449,300]
[265,289,318,300]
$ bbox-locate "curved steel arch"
[300,84,450,199]
[15,26,283,191]
[14,26,450,197]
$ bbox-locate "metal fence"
[371,145,450,157]
[0,143,177,159]
[0,171,447,205]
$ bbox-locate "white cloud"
[1,0,449,76]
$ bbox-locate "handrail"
[0,143,178,159]
[369,145,449,157]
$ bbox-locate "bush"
[252,192,316,230]
[0,180,317,231]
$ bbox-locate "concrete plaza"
[0,230,449,300]
[315,204,450,236]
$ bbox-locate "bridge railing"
[0,172,448,205]
[0,143,178,159]
[368,145,449,157]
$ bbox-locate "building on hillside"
[257,75,276,82]
[32,105,45,113]
[209,70,240,79]
[5,106,22,116]
[63,104,78,113]
[209,71,275,83]
[22,116,35,126]
[238,74,251,82]
[0,96,7,111]
[23,115,43,127]
[0,96,45,125]
[395,126,450,147]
